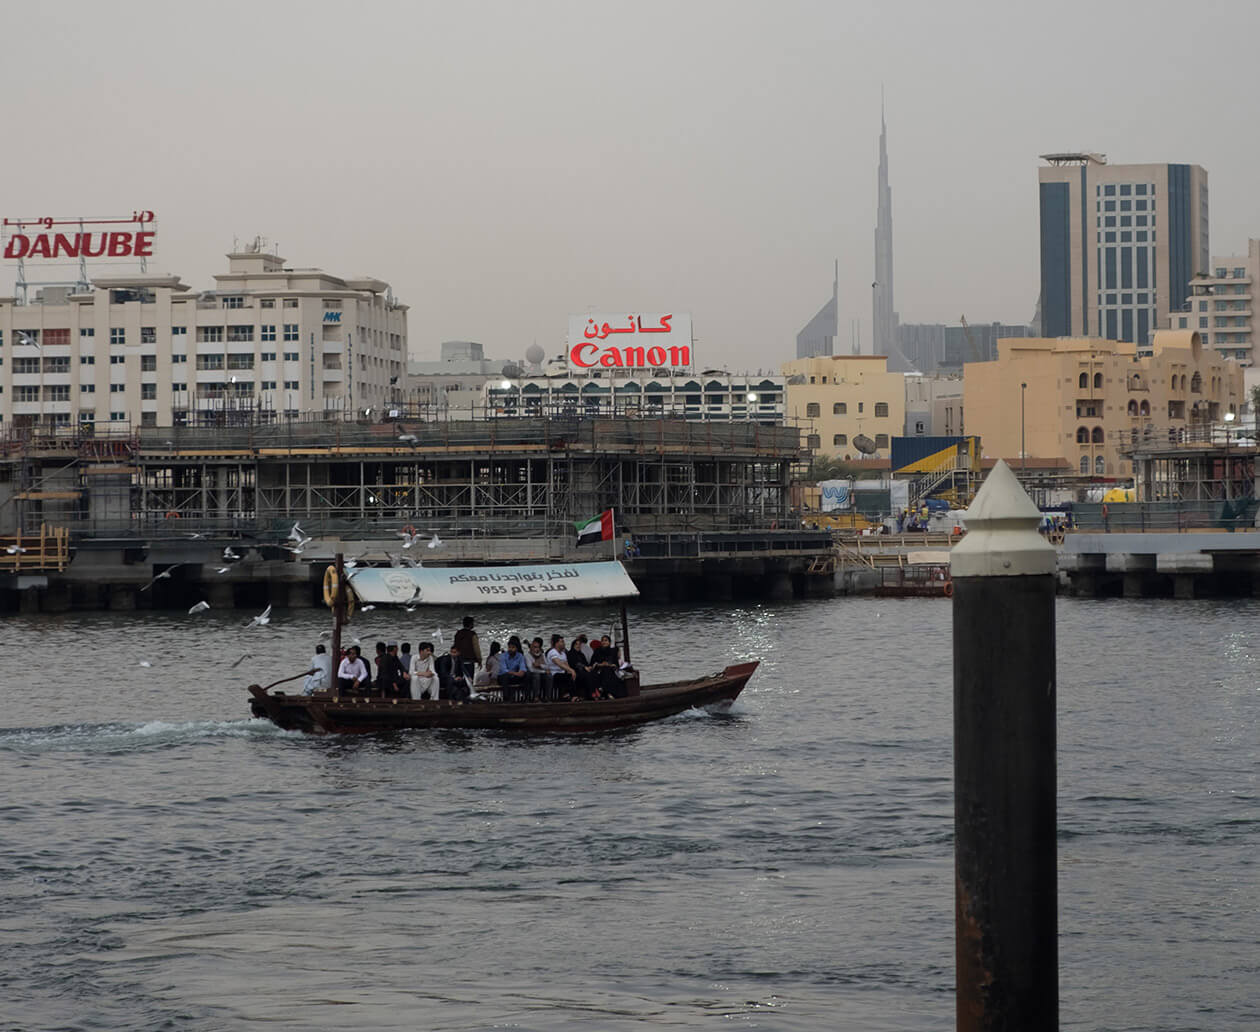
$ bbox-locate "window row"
[804,401,890,418]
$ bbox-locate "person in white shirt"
[337,645,370,694]
[545,634,577,700]
[410,641,437,700]
[303,644,331,695]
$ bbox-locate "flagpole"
[610,507,617,561]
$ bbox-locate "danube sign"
[566,312,693,369]
[2,212,157,261]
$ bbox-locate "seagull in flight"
[223,546,241,561]
[288,522,304,542]
[18,332,39,349]
[229,652,253,669]
[140,564,181,591]
[246,604,272,628]
[398,433,417,443]
[361,604,376,612]
[215,566,230,574]
[187,531,204,540]
[139,660,152,668]
[188,601,210,614]
[427,533,442,550]
[5,545,27,555]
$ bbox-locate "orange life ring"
[943,581,954,598]
[402,523,417,537]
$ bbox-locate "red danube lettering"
[4,231,155,260]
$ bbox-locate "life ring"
[164,510,180,519]
[943,581,954,598]
[1101,503,1109,519]
[322,565,356,618]
[402,523,417,537]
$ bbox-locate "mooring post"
[330,552,345,697]
[950,459,1058,1031]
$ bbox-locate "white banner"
[348,561,639,606]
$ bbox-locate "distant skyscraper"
[1038,153,1208,348]
[873,104,897,360]
[796,262,838,358]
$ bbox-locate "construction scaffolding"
[0,415,805,543]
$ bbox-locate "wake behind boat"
[246,557,757,735]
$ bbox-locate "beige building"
[0,244,407,429]
[782,355,906,458]
[1170,239,1258,366]
[964,331,1243,478]
[904,373,964,437]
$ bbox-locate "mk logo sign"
[322,312,342,323]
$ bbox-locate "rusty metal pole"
[950,460,1058,1031]
[330,552,345,697]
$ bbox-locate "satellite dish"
[501,362,521,379]
[852,434,877,455]
[525,343,545,365]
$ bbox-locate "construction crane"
[960,315,982,363]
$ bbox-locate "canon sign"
[4,232,155,260]
[565,313,694,370]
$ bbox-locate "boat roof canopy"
[347,561,640,606]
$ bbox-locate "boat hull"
[248,662,758,735]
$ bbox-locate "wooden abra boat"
[248,662,757,735]
[246,555,757,735]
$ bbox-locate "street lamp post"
[1224,411,1236,501]
[1020,382,1027,477]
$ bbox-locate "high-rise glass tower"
[1038,153,1208,348]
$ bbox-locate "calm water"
[1,597,1257,1031]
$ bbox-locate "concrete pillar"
[19,589,40,614]
[285,581,315,608]
[1122,572,1146,599]
[206,581,236,609]
[950,460,1059,1032]
[41,583,73,612]
[1174,574,1195,600]
[1069,573,1097,597]
[108,586,137,611]
[703,573,733,601]
[765,573,794,601]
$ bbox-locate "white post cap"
[951,460,1057,577]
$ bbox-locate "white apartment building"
[1170,239,1258,366]
[0,245,408,428]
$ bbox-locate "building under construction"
[0,412,834,610]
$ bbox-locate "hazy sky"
[5,0,1260,370]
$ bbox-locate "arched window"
[874,434,890,448]
[1091,426,1105,443]
[806,433,820,450]
[1076,426,1089,443]
[1095,456,1106,474]
[1127,400,1138,415]
[806,402,820,417]
[874,402,889,418]
[833,433,847,446]
[833,402,847,415]
[1093,372,1104,389]
[1078,372,1088,388]
[1080,455,1090,473]
[1190,372,1202,393]
[1139,400,1150,416]
[1181,374,1189,390]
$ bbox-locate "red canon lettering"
[570,342,598,368]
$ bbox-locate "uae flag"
[575,509,614,545]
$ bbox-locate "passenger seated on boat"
[591,635,623,699]
[371,642,388,696]
[546,634,577,700]
[474,641,502,688]
[337,645,370,695]
[381,642,409,698]
[566,637,593,698]
[527,638,550,701]
[497,636,530,701]
[436,644,471,701]
[411,641,437,700]
[304,644,331,695]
